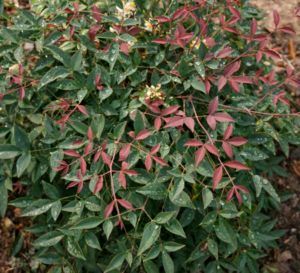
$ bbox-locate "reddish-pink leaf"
[67,181,79,190]
[118,171,127,189]
[206,115,216,130]
[224,161,250,170]
[135,129,151,140]
[88,25,101,41]
[80,157,87,175]
[161,105,180,116]
[84,142,93,156]
[19,86,25,100]
[101,152,111,166]
[154,117,162,131]
[227,137,247,146]
[226,187,235,202]
[184,139,203,147]
[93,175,103,194]
[123,169,138,176]
[153,38,169,44]
[224,61,241,77]
[93,150,101,163]
[92,4,102,22]
[251,19,257,35]
[151,144,161,155]
[218,76,227,91]
[184,117,195,132]
[228,79,240,93]
[64,150,81,158]
[224,124,234,140]
[236,185,249,193]
[153,156,168,166]
[155,16,172,23]
[222,141,233,158]
[87,127,93,141]
[205,143,219,157]
[231,76,252,84]
[119,143,131,161]
[279,26,296,35]
[208,97,219,114]
[195,147,206,166]
[213,166,223,190]
[145,154,152,171]
[216,47,232,58]
[117,199,133,210]
[104,201,115,218]
[273,10,280,28]
[235,189,242,205]
[77,104,89,116]
[164,116,184,128]
[214,112,235,123]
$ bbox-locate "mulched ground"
[0,0,299,272]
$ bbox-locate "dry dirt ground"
[0,1,300,273]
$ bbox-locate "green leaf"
[84,232,101,250]
[108,43,119,71]
[194,60,205,78]
[137,222,161,256]
[0,144,21,159]
[39,66,69,89]
[207,238,218,260]
[51,201,62,221]
[21,199,54,217]
[191,77,206,93]
[164,219,186,238]
[202,188,213,209]
[104,253,125,273]
[34,231,64,247]
[66,237,86,260]
[46,45,71,67]
[170,191,195,209]
[113,121,127,141]
[91,114,105,140]
[162,251,174,273]
[0,181,8,217]
[215,218,237,250]
[164,242,185,252]
[16,153,31,177]
[103,220,114,239]
[137,183,167,200]
[99,86,113,101]
[252,175,263,197]
[143,260,159,273]
[42,181,60,200]
[153,211,176,224]
[14,125,30,151]
[70,51,83,71]
[256,175,280,202]
[70,216,103,230]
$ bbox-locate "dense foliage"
[0,0,300,272]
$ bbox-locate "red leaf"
[153,156,168,166]
[222,141,233,158]
[214,112,235,123]
[93,150,101,163]
[77,105,89,116]
[226,187,235,202]
[251,19,257,35]
[213,166,223,190]
[228,79,240,93]
[224,161,250,170]
[88,25,101,41]
[154,117,162,131]
[164,116,184,128]
[101,152,111,166]
[64,150,81,158]
[135,129,151,140]
[184,117,195,132]
[231,76,252,84]
[19,86,25,100]
[208,97,219,114]
[153,38,169,44]
[92,4,102,22]
[235,189,242,205]
[93,175,103,194]
[67,181,79,190]
[224,61,241,77]
[206,115,216,130]
[273,10,280,28]
[205,143,219,157]
[279,26,296,35]
[87,127,93,141]
[195,147,206,166]
[218,76,227,91]
[151,144,161,155]
[119,143,131,161]
[224,124,233,140]
[118,171,127,189]
[104,201,115,218]
[216,47,232,58]
[184,139,203,147]
[227,137,247,146]
[123,169,138,176]
[145,154,152,171]
[161,105,180,116]
[84,142,93,156]
[155,16,172,23]
[236,185,249,194]
[80,157,87,175]
[117,199,133,210]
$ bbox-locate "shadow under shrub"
[0,0,300,272]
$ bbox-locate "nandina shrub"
[0,0,300,272]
